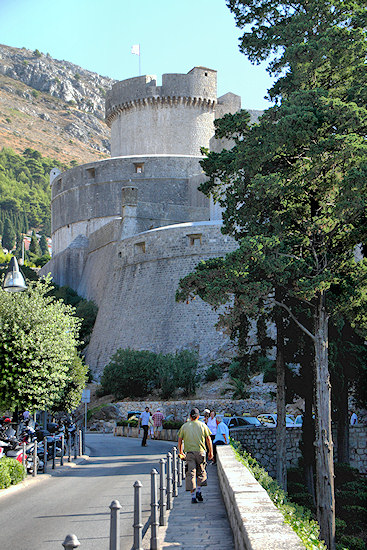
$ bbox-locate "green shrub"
[0,457,26,489]
[225,377,249,399]
[0,461,11,489]
[116,419,138,427]
[229,360,248,381]
[162,420,184,430]
[338,536,365,550]
[336,490,367,508]
[204,364,223,382]
[100,348,198,399]
[338,505,365,532]
[101,348,159,398]
[334,463,359,487]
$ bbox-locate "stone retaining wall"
[231,425,367,475]
[111,399,266,421]
[114,425,179,441]
[216,446,305,550]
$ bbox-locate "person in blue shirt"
[212,415,229,464]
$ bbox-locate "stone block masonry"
[231,425,367,475]
[40,66,247,375]
[83,221,238,373]
[214,446,305,550]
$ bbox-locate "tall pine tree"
[178,2,367,548]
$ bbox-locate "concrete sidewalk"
[156,463,234,550]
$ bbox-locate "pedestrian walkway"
[156,464,234,549]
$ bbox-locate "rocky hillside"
[0,44,115,164]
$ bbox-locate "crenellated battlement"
[105,67,217,126]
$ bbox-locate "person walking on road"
[177,408,213,504]
[139,406,151,446]
[152,408,164,440]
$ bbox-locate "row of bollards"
[62,446,185,550]
[29,429,84,478]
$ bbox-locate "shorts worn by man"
[152,409,164,439]
[178,408,213,504]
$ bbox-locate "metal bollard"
[159,458,166,526]
[68,436,71,462]
[133,480,143,550]
[166,452,173,511]
[43,437,48,473]
[60,434,64,466]
[109,499,122,550]
[22,442,26,471]
[82,427,85,455]
[52,438,56,469]
[79,430,83,456]
[62,533,81,549]
[178,455,182,487]
[32,440,38,477]
[150,469,159,550]
[172,447,178,497]
[182,455,186,480]
[74,432,77,460]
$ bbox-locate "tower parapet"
[106,67,217,157]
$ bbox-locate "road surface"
[0,433,175,550]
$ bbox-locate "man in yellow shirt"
[178,408,213,503]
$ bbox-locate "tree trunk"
[275,297,287,491]
[314,293,335,550]
[336,377,350,464]
[302,364,315,503]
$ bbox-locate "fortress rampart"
[42,66,243,373]
[51,155,209,255]
[80,221,237,373]
[106,67,218,157]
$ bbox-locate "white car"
[257,413,296,427]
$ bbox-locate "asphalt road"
[0,433,175,550]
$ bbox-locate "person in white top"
[139,407,151,446]
[350,412,358,425]
[206,410,217,451]
[213,415,229,464]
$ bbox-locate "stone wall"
[50,155,210,256]
[106,68,217,157]
[231,425,367,475]
[216,446,305,550]
[110,399,260,421]
[84,221,237,374]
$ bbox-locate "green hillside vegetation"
[0,147,67,238]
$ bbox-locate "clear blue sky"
[0,0,274,109]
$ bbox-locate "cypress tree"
[2,217,16,251]
[39,234,49,256]
[29,230,41,257]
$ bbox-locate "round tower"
[105,67,217,157]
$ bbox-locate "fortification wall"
[106,68,217,157]
[83,221,237,374]
[51,155,210,255]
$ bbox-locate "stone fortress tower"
[42,67,241,376]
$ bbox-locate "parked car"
[257,414,296,427]
[222,416,262,429]
[127,411,141,420]
[294,415,303,426]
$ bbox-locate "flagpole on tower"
[131,44,141,76]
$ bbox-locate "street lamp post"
[2,256,27,292]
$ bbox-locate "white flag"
[131,44,140,56]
